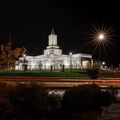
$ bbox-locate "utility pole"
[8,32,11,70]
[69,52,72,78]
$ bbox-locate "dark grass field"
[0,69,120,79]
[0,69,87,78]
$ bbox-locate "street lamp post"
[69,52,72,78]
[23,54,27,71]
[101,61,105,69]
[97,33,105,69]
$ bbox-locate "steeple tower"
[44,28,62,56]
[48,28,57,46]
[51,28,55,35]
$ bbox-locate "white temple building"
[15,29,93,70]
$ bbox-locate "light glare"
[98,34,105,40]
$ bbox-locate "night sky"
[0,0,120,67]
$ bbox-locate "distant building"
[15,29,93,70]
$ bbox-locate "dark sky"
[0,0,120,66]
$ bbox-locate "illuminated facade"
[16,29,93,70]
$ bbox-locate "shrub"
[87,68,99,79]
[0,82,62,120]
[9,83,50,120]
[62,84,113,113]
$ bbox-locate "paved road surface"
[0,76,120,87]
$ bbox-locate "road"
[1,76,120,88]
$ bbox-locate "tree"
[0,42,26,70]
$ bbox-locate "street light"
[98,33,105,41]
[102,61,105,65]
[90,25,113,72]
[101,61,105,69]
[98,33,105,48]
[69,52,72,78]
[23,54,27,71]
[23,54,26,58]
[97,33,106,68]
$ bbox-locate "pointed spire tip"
[51,28,55,34]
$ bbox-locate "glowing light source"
[87,24,114,48]
[23,54,26,58]
[69,52,72,56]
[98,33,105,40]
[102,61,105,65]
[84,24,115,64]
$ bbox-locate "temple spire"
[51,28,55,34]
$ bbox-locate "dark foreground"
[0,82,118,120]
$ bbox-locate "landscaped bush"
[10,83,50,120]
[87,68,99,79]
[0,82,61,120]
[62,84,113,113]
[0,83,15,120]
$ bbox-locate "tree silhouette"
[0,42,26,70]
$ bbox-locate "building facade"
[15,29,93,70]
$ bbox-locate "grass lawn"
[0,69,119,78]
[0,69,88,78]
